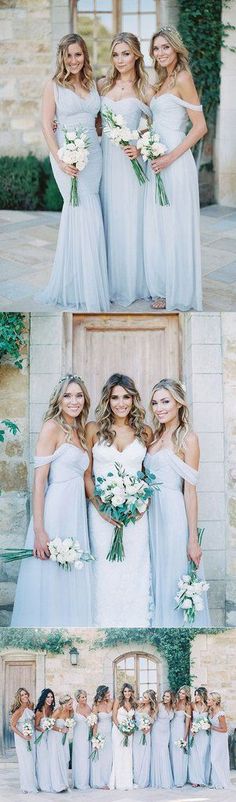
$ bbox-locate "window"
[114,652,160,698]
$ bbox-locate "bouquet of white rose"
[102,106,147,185]
[175,529,209,624]
[89,733,105,761]
[35,717,55,745]
[58,126,89,205]
[174,738,188,754]
[94,462,160,562]
[118,715,137,747]
[138,713,152,745]
[189,716,210,747]
[137,128,170,205]
[87,712,98,741]
[0,537,95,571]
[22,721,33,752]
[62,717,75,745]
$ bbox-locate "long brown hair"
[10,687,30,714]
[101,32,148,102]
[118,683,136,709]
[150,26,190,92]
[44,374,90,450]
[95,373,148,446]
[150,378,190,454]
[54,33,93,91]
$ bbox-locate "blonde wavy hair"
[59,694,73,706]
[176,685,191,708]
[101,32,148,102]
[143,689,158,715]
[150,378,190,454]
[75,689,87,702]
[44,375,90,450]
[54,33,93,91]
[10,687,30,714]
[209,692,222,706]
[150,26,190,92]
[95,373,147,446]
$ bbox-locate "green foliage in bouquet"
[0,312,26,368]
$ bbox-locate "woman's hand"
[98,510,122,528]
[33,531,50,560]
[57,158,79,177]
[123,145,139,160]
[151,153,173,172]
[187,538,202,568]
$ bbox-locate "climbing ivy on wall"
[0,629,83,654]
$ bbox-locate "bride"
[110,683,136,791]
[85,374,153,627]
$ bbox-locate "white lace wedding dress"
[88,439,150,627]
[110,707,134,790]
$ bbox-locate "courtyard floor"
[0,205,236,312]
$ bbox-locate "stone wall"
[191,630,236,726]
[0,315,30,626]
[221,313,236,625]
[215,1,236,206]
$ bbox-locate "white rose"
[74,560,84,570]
[66,142,77,151]
[63,151,76,165]
[182,598,192,609]
[66,130,76,140]
[114,113,125,126]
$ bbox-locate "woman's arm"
[33,420,60,559]
[11,709,30,740]
[35,710,44,732]
[112,699,119,727]
[42,79,78,177]
[211,714,227,733]
[151,71,207,173]
[183,432,202,567]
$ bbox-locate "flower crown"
[58,374,83,386]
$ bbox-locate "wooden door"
[72,314,180,420]
[3,661,36,749]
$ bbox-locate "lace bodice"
[92,438,147,479]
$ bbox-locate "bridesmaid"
[48,694,74,792]
[41,33,109,311]
[72,689,91,790]
[145,377,210,627]
[11,375,93,628]
[90,685,113,789]
[85,373,153,627]
[133,690,154,788]
[150,689,174,788]
[35,688,55,792]
[188,687,210,787]
[110,684,136,790]
[10,688,38,794]
[208,692,231,789]
[170,686,191,787]
[98,32,154,306]
[143,26,207,311]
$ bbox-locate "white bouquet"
[94,462,160,562]
[189,716,210,747]
[89,733,105,761]
[87,712,98,741]
[174,738,188,754]
[137,128,170,205]
[0,537,94,571]
[118,714,137,747]
[58,126,89,205]
[175,529,209,624]
[62,717,75,745]
[22,721,33,752]
[102,106,147,185]
[35,716,55,745]
[138,713,152,745]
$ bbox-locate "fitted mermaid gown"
[14,708,38,793]
[110,707,134,790]
[48,720,70,792]
[72,713,90,790]
[209,711,231,788]
[150,704,173,788]
[40,83,109,311]
[145,448,210,627]
[143,94,202,311]
[100,96,150,306]
[133,710,151,788]
[11,443,93,627]
[188,710,210,786]
[88,439,150,627]
[90,712,113,788]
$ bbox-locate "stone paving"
[0,764,235,802]
[0,205,236,312]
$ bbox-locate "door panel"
[3,661,36,749]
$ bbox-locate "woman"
[11,374,93,627]
[98,32,154,306]
[150,689,174,788]
[48,694,74,793]
[208,692,231,789]
[143,26,207,311]
[72,689,91,790]
[35,688,55,792]
[10,688,38,794]
[110,683,136,790]
[188,687,210,787]
[170,686,191,787]
[41,33,109,311]
[90,686,113,789]
[133,690,154,788]
[85,373,153,627]
[145,378,210,627]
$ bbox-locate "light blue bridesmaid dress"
[145,448,210,627]
[35,721,52,792]
[143,94,202,311]
[188,710,210,785]
[11,444,93,627]
[40,83,109,311]
[150,704,174,788]
[170,709,188,787]
[48,719,70,792]
[14,708,38,793]
[90,711,113,788]
[100,96,151,306]
[72,712,90,790]
[209,711,231,788]
[133,710,151,788]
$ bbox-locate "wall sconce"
[69,647,79,666]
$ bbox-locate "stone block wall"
[221,313,236,625]
[191,630,236,726]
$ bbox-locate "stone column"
[51,0,72,68]
[215,2,236,205]
[161,0,179,27]
[221,313,236,625]
[191,631,236,724]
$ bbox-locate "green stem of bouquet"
[70,175,79,206]
[27,742,32,752]
[106,525,124,562]
[34,732,44,745]
[140,733,147,745]
[62,732,67,745]
[155,173,170,206]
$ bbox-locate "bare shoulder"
[37,418,59,443]
[176,70,200,104]
[144,84,155,104]
[85,420,98,443]
[43,77,55,95]
[183,430,200,470]
[184,430,199,450]
[97,76,107,94]
[144,424,153,446]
